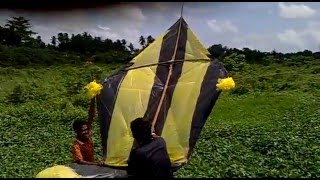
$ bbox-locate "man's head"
[130,117,152,143]
[73,120,90,140]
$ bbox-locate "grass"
[176,92,320,178]
[0,62,320,178]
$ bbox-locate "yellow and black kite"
[97,17,229,168]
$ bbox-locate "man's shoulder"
[72,140,81,151]
[73,138,93,146]
[139,137,167,151]
[73,139,80,145]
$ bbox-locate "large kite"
[97,17,234,168]
[36,17,235,178]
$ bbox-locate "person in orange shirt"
[72,98,103,166]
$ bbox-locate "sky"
[0,2,320,53]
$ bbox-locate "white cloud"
[278,2,316,19]
[304,21,320,42]
[277,21,320,51]
[277,29,305,48]
[207,19,238,33]
[97,25,111,31]
[121,28,141,45]
[212,29,319,53]
[87,28,120,40]
[223,34,279,52]
[89,5,146,47]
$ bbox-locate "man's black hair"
[73,120,87,132]
[130,117,152,142]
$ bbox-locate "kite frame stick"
[124,59,211,71]
[151,15,184,132]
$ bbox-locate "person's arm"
[87,98,96,130]
[154,137,174,178]
[126,149,141,176]
[126,151,136,176]
[152,133,159,138]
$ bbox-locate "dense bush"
[0,61,319,178]
[222,53,248,72]
[0,46,81,66]
[261,55,274,66]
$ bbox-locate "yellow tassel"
[84,80,103,99]
[216,77,235,91]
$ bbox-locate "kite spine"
[151,17,184,131]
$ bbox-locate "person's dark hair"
[130,117,152,142]
[73,120,87,132]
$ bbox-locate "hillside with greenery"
[1,16,320,178]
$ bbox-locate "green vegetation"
[1,16,320,178]
[177,92,320,178]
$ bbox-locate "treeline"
[208,44,320,69]
[0,16,319,68]
[0,16,154,66]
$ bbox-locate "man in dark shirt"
[127,117,173,178]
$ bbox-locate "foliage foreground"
[0,63,320,178]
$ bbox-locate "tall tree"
[127,43,135,54]
[5,16,36,44]
[121,39,127,46]
[139,35,146,48]
[57,32,70,50]
[208,44,226,59]
[1,27,21,46]
[146,35,155,46]
[0,26,5,43]
[36,35,46,48]
[57,32,69,44]
[51,36,56,47]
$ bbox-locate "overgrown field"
[0,62,320,178]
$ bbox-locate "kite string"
[180,2,184,17]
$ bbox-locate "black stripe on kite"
[98,70,128,160]
[154,18,188,135]
[187,59,228,159]
[143,17,185,133]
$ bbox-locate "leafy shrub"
[88,66,103,80]
[222,53,248,72]
[0,45,82,67]
[230,84,250,95]
[284,55,314,67]
[272,82,295,91]
[311,67,320,74]
[262,55,275,66]
[6,84,26,104]
[308,81,320,89]
[253,81,270,91]
[64,80,86,96]
[5,81,51,104]
[0,67,21,76]
[72,94,89,108]
[93,50,131,64]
